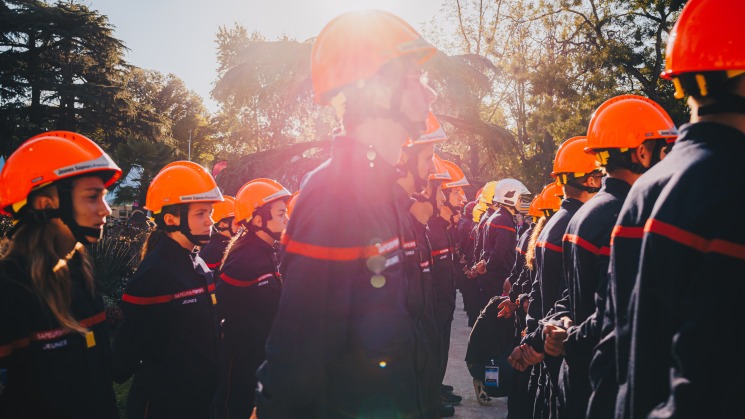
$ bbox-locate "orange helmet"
[311,10,436,104]
[145,161,223,214]
[234,178,292,223]
[211,195,235,223]
[441,159,469,189]
[538,183,562,214]
[404,112,448,147]
[661,0,745,98]
[0,131,121,216]
[551,136,599,185]
[286,191,300,218]
[429,154,453,182]
[586,95,677,157]
[528,195,544,218]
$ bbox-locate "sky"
[87,0,446,113]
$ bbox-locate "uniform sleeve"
[111,265,167,383]
[522,271,545,352]
[564,253,610,362]
[0,278,33,399]
[507,249,525,302]
[255,202,358,417]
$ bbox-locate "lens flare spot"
[371,274,386,288]
[379,361,387,368]
[366,255,386,274]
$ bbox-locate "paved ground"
[443,293,508,419]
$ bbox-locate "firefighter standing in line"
[477,178,531,309]
[428,157,469,409]
[509,136,602,419]
[0,131,121,418]
[215,179,291,418]
[397,120,453,418]
[199,195,236,270]
[598,1,745,417]
[255,10,438,418]
[112,161,223,419]
[465,181,498,325]
[536,95,676,419]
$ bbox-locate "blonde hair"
[525,216,549,271]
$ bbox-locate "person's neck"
[396,172,416,196]
[607,168,640,187]
[689,92,745,135]
[255,230,276,246]
[347,118,408,166]
[410,200,432,225]
[166,231,195,251]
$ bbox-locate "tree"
[0,0,130,155]
[110,137,175,208]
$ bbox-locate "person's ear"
[163,213,179,226]
[30,194,57,211]
[251,215,263,228]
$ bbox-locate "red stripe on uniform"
[220,272,276,287]
[537,241,563,253]
[516,247,527,255]
[123,284,215,306]
[564,234,604,256]
[489,223,516,233]
[431,248,450,257]
[206,261,221,269]
[0,311,107,357]
[610,225,644,246]
[283,234,400,261]
[645,218,745,260]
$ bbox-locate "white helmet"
[492,178,531,208]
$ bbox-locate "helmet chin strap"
[55,180,103,245]
[566,179,601,194]
[163,205,211,246]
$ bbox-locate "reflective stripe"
[610,225,644,245]
[431,248,450,257]
[206,261,221,269]
[122,284,216,305]
[0,311,107,358]
[645,218,745,260]
[563,234,610,256]
[516,247,527,255]
[537,241,563,253]
[489,223,516,233]
[220,272,276,287]
[402,240,417,250]
[283,234,401,261]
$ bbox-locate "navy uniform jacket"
[472,207,495,266]
[215,232,282,416]
[480,207,518,296]
[199,233,230,270]
[113,235,220,411]
[523,198,583,352]
[427,216,456,326]
[255,138,427,419]
[546,178,630,419]
[508,222,534,303]
[608,122,745,419]
[0,255,118,419]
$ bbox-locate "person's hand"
[497,299,518,318]
[521,344,545,365]
[560,316,574,329]
[508,346,527,371]
[475,260,487,274]
[466,267,477,278]
[543,324,568,357]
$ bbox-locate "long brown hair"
[525,216,549,271]
[0,187,95,334]
[141,204,181,260]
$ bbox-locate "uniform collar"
[602,177,632,196]
[561,197,584,212]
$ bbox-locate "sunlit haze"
[88,0,443,112]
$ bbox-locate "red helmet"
[145,161,223,214]
[429,154,453,182]
[404,112,448,147]
[312,10,436,104]
[211,195,236,223]
[0,131,121,215]
[551,136,598,184]
[235,178,292,223]
[586,95,677,157]
[661,0,745,98]
[441,159,469,189]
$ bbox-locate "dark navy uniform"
[427,215,456,386]
[508,222,534,302]
[199,233,230,270]
[113,235,220,419]
[0,255,118,419]
[523,198,583,419]
[479,207,518,306]
[600,122,745,419]
[546,178,630,419]
[255,138,428,418]
[215,232,282,418]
